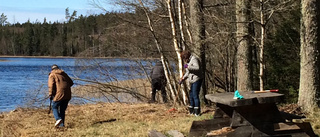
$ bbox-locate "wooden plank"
[292,118,311,123]
[189,118,231,137]
[205,92,284,107]
[205,93,253,107]
[274,122,301,131]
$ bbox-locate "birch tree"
[166,0,188,105]
[255,0,297,91]
[259,0,265,91]
[136,0,180,103]
[299,0,320,112]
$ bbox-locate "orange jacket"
[48,69,73,101]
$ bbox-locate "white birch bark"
[259,0,265,91]
[167,0,187,105]
[182,0,193,44]
[137,0,177,103]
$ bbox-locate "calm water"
[0,57,152,112]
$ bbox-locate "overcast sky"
[0,0,120,24]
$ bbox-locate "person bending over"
[150,61,167,103]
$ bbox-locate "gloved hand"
[179,78,183,85]
[184,64,188,68]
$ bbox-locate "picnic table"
[188,92,317,137]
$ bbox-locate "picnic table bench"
[188,92,317,137]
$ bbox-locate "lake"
[0,57,153,112]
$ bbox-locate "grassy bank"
[1,102,320,136]
[1,77,320,136]
[0,103,214,137]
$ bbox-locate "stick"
[252,89,279,93]
[48,98,52,114]
[174,83,180,107]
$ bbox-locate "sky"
[0,0,120,24]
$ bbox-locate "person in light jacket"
[179,50,203,116]
[48,64,73,128]
[149,61,167,103]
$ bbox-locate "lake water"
[0,57,152,112]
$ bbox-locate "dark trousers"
[151,78,167,102]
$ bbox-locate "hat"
[51,64,59,70]
[156,61,162,66]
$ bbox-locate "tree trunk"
[181,0,192,46]
[167,0,188,105]
[236,0,253,92]
[259,0,265,91]
[190,0,207,104]
[299,0,320,112]
[178,0,185,49]
[137,0,178,103]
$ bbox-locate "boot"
[194,107,200,116]
[148,99,155,103]
[188,106,194,115]
[162,97,167,103]
[149,91,156,103]
[161,91,167,103]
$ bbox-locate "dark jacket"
[48,69,73,102]
[150,62,165,81]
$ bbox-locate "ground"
[0,102,215,137]
[1,102,319,137]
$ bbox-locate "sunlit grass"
[308,108,320,135]
[0,103,214,137]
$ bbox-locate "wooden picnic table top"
[205,92,284,107]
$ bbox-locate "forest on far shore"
[0,8,170,58]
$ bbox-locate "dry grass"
[2,78,320,136]
[308,109,320,135]
[0,103,214,137]
[71,78,152,102]
[1,101,320,137]
[279,104,320,135]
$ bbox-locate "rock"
[148,129,167,137]
[167,130,184,137]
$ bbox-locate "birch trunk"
[259,0,265,91]
[167,0,187,105]
[182,0,193,44]
[137,0,177,103]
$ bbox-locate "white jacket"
[182,55,203,83]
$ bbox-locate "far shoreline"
[0,55,159,60]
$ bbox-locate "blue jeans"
[189,79,203,108]
[52,100,69,127]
